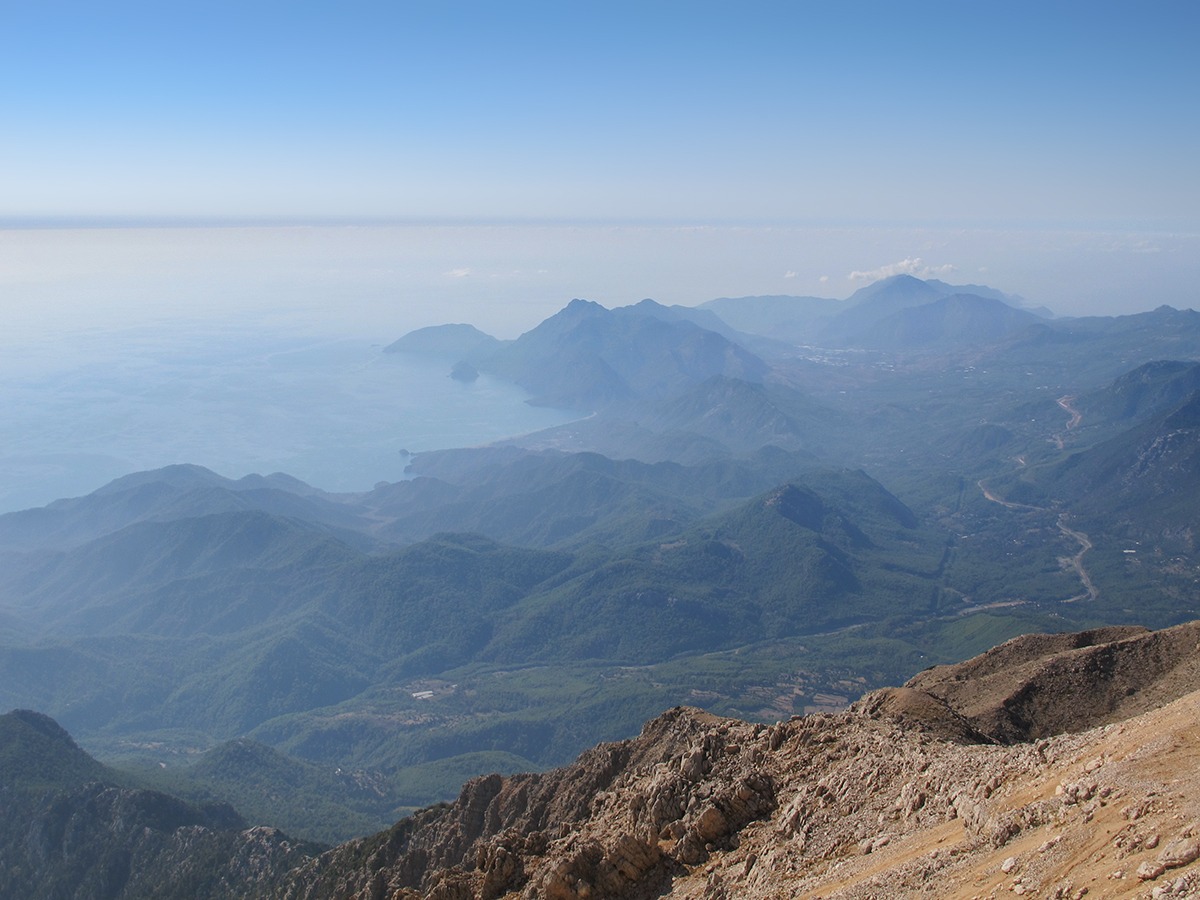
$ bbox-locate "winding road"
[976,480,1039,511]
[1056,515,1098,602]
[976,397,1097,601]
[1057,395,1083,429]
[1050,396,1082,449]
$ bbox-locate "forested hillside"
[2,281,1199,849]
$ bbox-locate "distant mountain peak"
[91,463,229,496]
[384,323,499,357]
[562,297,607,315]
[842,292,1042,350]
[847,273,934,301]
[820,276,946,346]
[924,278,1034,310]
[874,273,924,287]
[463,297,769,410]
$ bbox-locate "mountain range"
[695,274,1047,347]
[2,273,1200,867]
[393,298,771,410]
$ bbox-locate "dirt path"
[1057,395,1082,429]
[1049,395,1083,449]
[1048,396,1097,599]
[975,393,1100,601]
[1057,514,1098,602]
[975,480,1098,602]
[975,480,1039,510]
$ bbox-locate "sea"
[0,327,579,513]
[3,219,1194,512]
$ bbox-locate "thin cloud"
[445,268,471,277]
[784,270,798,278]
[819,275,829,282]
[848,257,957,283]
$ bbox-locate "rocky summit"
[6,622,1200,899]
[253,621,1200,900]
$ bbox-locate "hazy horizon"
[4,221,1196,346]
[2,2,1197,509]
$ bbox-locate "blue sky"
[2,1,1197,222]
[0,3,1198,506]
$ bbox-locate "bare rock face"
[262,620,1200,900]
[271,707,772,900]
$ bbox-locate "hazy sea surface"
[0,325,578,513]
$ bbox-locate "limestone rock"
[1160,837,1200,869]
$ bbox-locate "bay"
[0,326,579,513]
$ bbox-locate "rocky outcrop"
[261,621,1200,900]
[11,622,1200,900]
[272,685,1200,900]
[269,707,744,899]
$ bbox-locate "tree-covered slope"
[0,468,947,768]
[482,473,942,665]
[0,707,325,899]
[1078,359,1200,425]
[374,444,825,547]
[0,708,117,791]
[0,464,361,553]
[1041,390,1200,535]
